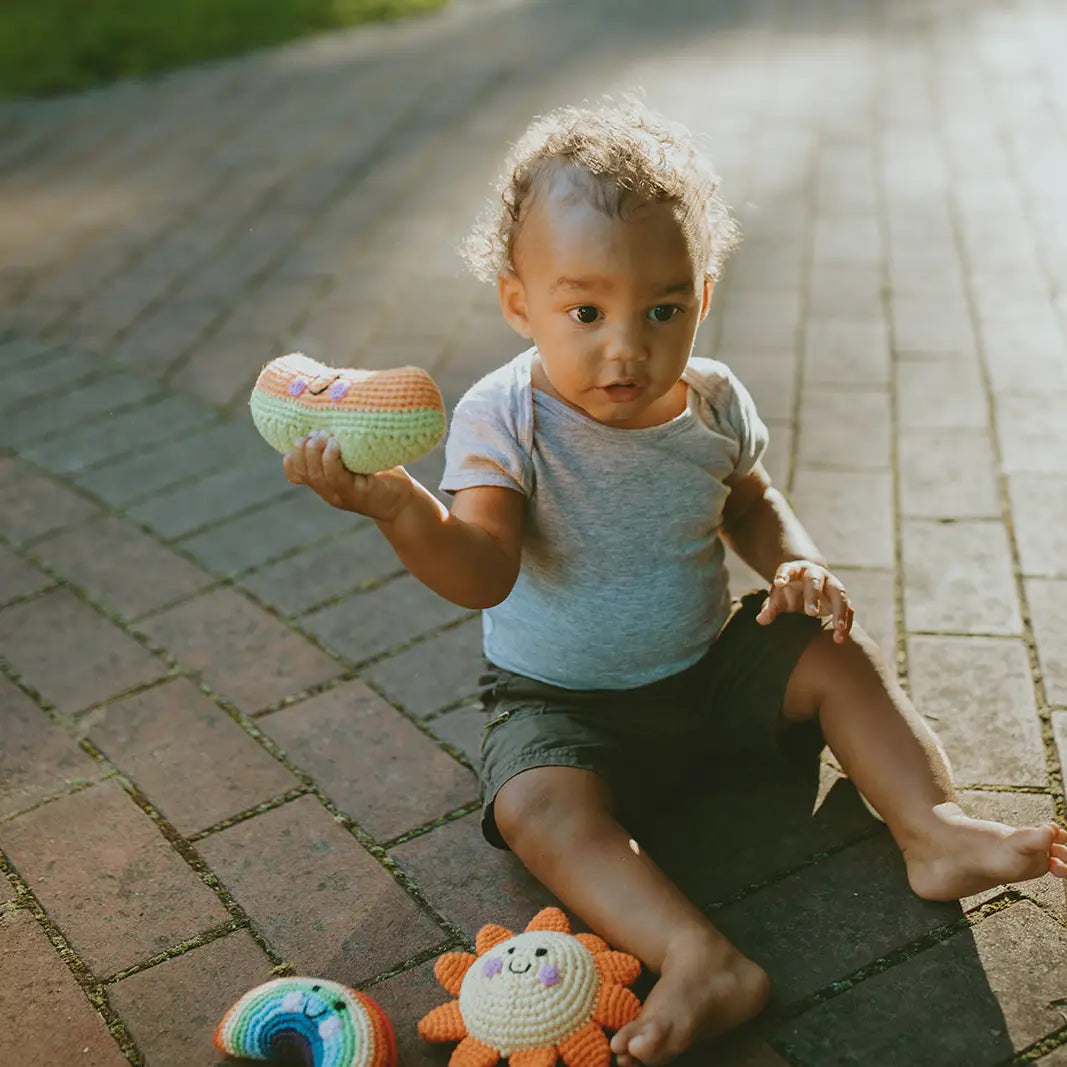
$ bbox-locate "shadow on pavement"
[629,749,1015,1066]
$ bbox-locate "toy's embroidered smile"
[308,375,341,395]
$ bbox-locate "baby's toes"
[611,1022,638,1055]
[1051,834,1067,877]
[627,1019,673,1066]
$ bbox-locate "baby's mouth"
[602,381,643,399]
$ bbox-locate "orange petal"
[592,984,642,1030]
[417,999,467,1043]
[525,907,571,934]
[475,923,514,955]
[594,950,641,987]
[435,951,478,996]
[575,933,608,955]
[510,1047,559,1067]
[558,1021,611,1067]
[451,1034,501,1067]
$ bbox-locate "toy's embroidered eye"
[535,948,548,956]
[333,1000,346,1011]
[573,306,599,324]
[311,984,321,992]
[507,947,515,954]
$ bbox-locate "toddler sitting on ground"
[284,98,1067,1066]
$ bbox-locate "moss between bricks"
[0,0,449,99]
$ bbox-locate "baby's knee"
[783,622,890,722]
[493,765,614,852]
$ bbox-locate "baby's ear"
[498,270,533,338]
[699,275,714,322]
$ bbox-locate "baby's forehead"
[526,161,651,220]
[516,174,699,279]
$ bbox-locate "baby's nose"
[604,324,644,360]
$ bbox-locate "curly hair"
[461,97,740,283]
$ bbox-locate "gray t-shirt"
[439,347,768,690]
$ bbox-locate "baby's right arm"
[284,430,523,610]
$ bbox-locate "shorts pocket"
[479,701,550,759]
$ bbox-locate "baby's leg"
[493,766,769,1066]
[782,626,1067,899]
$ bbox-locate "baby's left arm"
[720,463,854,642]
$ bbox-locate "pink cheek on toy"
[483,957,503,978]
[328,380,349,400]
[538,964,559,987]
[289,379,307,397]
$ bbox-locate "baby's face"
[499,181,710,429]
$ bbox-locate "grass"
[0,0,449,99]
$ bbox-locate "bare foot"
[609,931,770,1066]
[902,802,1067,901]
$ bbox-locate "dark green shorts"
[477,590,827,849]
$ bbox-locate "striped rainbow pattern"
[250,353,446,474]
[213,976,396,1067]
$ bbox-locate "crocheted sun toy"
[418,907,642,1067]
[214,976,396,1067]
[249,353,446,473]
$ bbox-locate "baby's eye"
[571,305,600,324]
[648,304,681,323]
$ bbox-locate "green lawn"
[0,0,448,98]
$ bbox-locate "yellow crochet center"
[458,931,599,1055]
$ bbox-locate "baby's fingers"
[756,595,779,625]
[282,436,311,483]
[773,560,806,588]
[803,570,825,617]
[824,580,855,643]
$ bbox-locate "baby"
[284,99,1067,1066]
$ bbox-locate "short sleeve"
[439,368,532,497]
[685,358,769,479]
[721,369,769,479]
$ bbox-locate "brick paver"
[0,909,128,1067]
[0,590,168,715]
[1,0,1066,1062]
[81,678,301,835]
[259,679,477,840]
[195,795,446,979]
[0,780,230,976]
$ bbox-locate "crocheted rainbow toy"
[418,907,642,1066]
[249,353,446,474]
[214,976,396,1067]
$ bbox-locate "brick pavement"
[2,0,1067,1062]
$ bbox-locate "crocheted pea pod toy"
[249,353,447,473]
[418,907,642,1066]
[214,976,396,1067]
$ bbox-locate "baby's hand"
[756,560,854,643]
[283,430,415,523]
